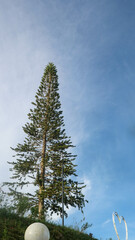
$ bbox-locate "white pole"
[62,155,64,226]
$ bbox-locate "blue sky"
[0,0,135,239]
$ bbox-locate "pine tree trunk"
[38,133,46,218]
[38,73,51,218]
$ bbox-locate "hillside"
[0,208,98,240]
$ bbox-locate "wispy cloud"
[102,219,111,226]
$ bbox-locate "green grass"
[0,208,98,240]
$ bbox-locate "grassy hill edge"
[0,208,98,240]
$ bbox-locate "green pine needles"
[4,63,87,219]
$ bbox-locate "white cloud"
[79,159,113,216]
[102,219,111,226]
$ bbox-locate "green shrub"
[0,208,98,240]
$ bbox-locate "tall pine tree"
[4,63,86,219]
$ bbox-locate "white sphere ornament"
[24,222,50,240]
